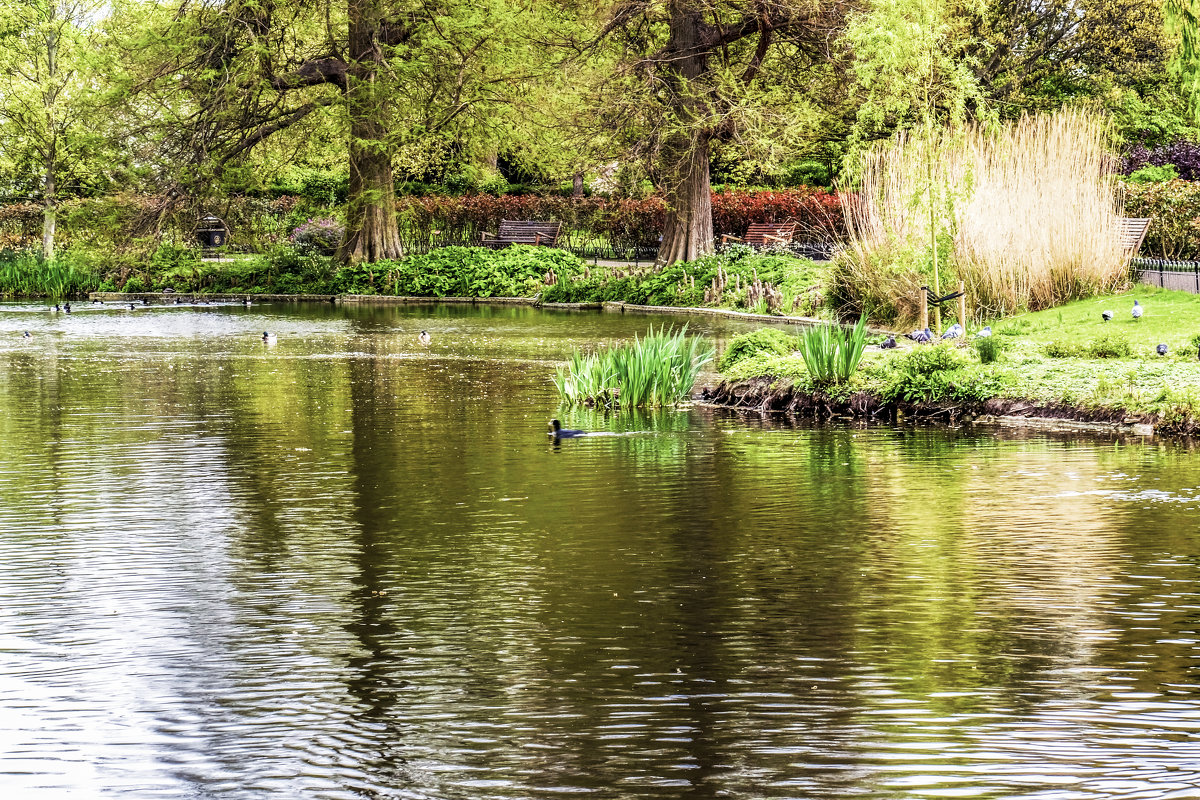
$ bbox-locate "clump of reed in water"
[554,326,714,408]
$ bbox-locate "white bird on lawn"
[1132,300,1144,321]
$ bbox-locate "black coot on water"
[548,419,585,438]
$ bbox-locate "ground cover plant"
[542,246,829,315]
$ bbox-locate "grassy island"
[709,285,1200,435]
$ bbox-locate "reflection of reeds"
[0,250,100,298]
[839,111,1126,323]
[554,326,715,408]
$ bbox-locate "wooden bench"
[480,220,562,248]
[1119,217,1151,257]
[721,222,798,249]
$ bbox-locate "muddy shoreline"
[698,377,1185,437]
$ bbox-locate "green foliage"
[0,250,99,297]
[1088,332,1133,358]
[542,249,826,314]
[1126,164,1180,183]
[1043,339,1083,358]
[718,328,796,371]
[973,335,1004,363]
[796,315,869,384]
[894,341,967,375]
[334,246,584,297]
[554,326,715,408]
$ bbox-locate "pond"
[1,300,1199,799]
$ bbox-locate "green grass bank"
[710,285,1200,436]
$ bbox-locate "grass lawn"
[993,284,1200,358]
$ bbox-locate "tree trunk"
[42,27,58,263]
[572,171,584,197]
[654,2,714,267]
[337,0,403,264]
[656,133,713,266]
[42,140,56,262]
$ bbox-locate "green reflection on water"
[0,302,1199,797]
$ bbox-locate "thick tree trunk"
[337,0,403,264]
[572,171,584,197]
[655,3,714,267]
[656,135,713,266]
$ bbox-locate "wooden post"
[919,285,929,331]
[957,280,966,332]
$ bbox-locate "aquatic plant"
[796,315,868,384]
[0,250,100,298]
[554,326,715,408]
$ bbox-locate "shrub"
[1122,139,1200,181]
[1087,332,1133,359]
[1126,164,1179,184]
[719,328,796,371]
[1122,179,1200,259]
[974,335,1004,363]
[1043,340,1083,358]
[289,218,344,256]
[881,343,973,403]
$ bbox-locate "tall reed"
[798,315,869,384]
[554,326,715,408]
[0,250,100,298]
[836,111,1127,323]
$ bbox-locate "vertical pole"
[957,280,966,332]
[919,285,929,332]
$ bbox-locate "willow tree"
[580,0,850,266]
[119,0,540,263]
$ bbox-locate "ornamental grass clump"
[797,315,868,384]
[837,110,1128,324]
[554,326,715,408]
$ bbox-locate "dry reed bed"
[837,111,1129,323]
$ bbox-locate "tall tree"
[0,0,106,260]
[580,0,850,266]
[119,0,540,263]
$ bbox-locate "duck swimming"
[262,331,277,344]
[418,330,431,346]
[548,419,585,438]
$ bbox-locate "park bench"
[720,221,798,249]
[480,220,562,248]
[1119,217,1151,258]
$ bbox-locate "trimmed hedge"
[0,187,847,258]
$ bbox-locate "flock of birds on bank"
[885,299,1191,358]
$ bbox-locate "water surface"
[1,301,1199,799]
